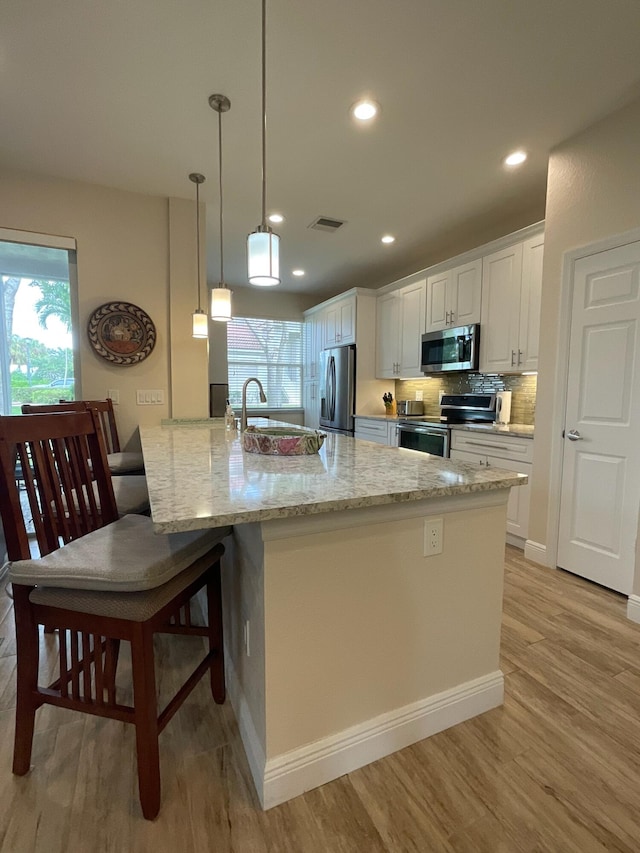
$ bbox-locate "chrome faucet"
[241,377,267,431]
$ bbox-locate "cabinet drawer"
[450,430,534,463]
[354,418,392,445]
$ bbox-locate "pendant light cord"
[218,107,224,285]
[195,180,202,310]
[261,0,267,228]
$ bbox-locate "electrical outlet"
[424,517,443,556]
[108,389,120,404]
[415,390,424,401]
[243,620,251,657]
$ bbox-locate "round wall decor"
[87,301,157,365]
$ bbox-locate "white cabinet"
[354,417,398,447]
[324,294,355,347]
[304,310,323,381]
[303,380,320,429]
[376,292,400,379]
[375,278,426,379]
[426,260,481,333]
[303,308,324,429]
[519,234,544,372]
[450,430,533,543]
[480,234,543,373]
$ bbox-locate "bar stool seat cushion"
[106,451,145,474]
[9,514,231,593]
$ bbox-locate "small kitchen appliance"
[397,400,424,416]
[495,390,512,425]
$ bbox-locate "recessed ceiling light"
[504,150,527,167]
[381,235,395,244]
[292,269,305,277]
[351,99,379,121]
[268,213,284,223]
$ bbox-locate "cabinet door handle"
[518,349,523,365]
[465,439,514,452]
[511,350,516,366]
[449,311,455,325]
[445,310,450,325]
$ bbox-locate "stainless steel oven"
[396,421,450,457]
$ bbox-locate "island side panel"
[221,523,267,785]
[260,492,508,807]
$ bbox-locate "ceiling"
[2,0,640,300]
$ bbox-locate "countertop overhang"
[141,418,527,533]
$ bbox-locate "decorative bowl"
[242,427,326,456]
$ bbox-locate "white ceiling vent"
[309,216,347,233]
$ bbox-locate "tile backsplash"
[395,373,537,424]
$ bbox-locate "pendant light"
[189,172,208,338]
[247,0,280,286]
[209,93,233,321]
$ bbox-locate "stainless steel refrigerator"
[319,345,355,436]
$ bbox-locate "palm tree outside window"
[0,234,78,414]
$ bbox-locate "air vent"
[309,216,347,233]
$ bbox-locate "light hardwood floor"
[2,546,640,852]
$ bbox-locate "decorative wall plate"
[87,301,156,365]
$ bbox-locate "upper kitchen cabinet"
[324,292,355,347]
[376,277,426,379]
[303,308,324,382]
[519,234,544,372]
[480,232,543,373]
[425,260,481,333]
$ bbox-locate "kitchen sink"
[241,426,325,456]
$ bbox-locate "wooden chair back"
[21,398,121,454]
[0,410,118,560]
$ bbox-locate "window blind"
[227,317,303,409]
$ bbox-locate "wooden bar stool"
[21,399,145,474]
[0,410,231,820]
[21,400,149,515]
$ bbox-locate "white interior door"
[557,241,640,593]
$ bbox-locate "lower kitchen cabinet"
[303,381,319,429]
[354,417,398,446]
[450,430,533,544]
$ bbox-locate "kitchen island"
[140,419,525,809]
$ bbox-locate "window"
[227,317,303,409]
[0,231,78,414]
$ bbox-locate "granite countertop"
[355,413,534,439]
[140,418,526,533]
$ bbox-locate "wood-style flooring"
[2,546,640,852]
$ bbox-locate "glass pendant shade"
[211,286,232,321]
[247,228,280,286]
[192,309,208,338]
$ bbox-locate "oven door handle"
[399,426,446,437]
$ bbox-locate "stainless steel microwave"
[420,323,480,373]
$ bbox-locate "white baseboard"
[627,595,640,624]
[506,533,525,550]
[262,671,504,811]
[524,540,547,565]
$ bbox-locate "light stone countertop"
[140,418,527,533]
[355,413,534,439]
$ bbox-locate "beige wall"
[0,167,208,447]
[531,95,640,549]
[229,285,316,320]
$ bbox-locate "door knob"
[567,429,583,441]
